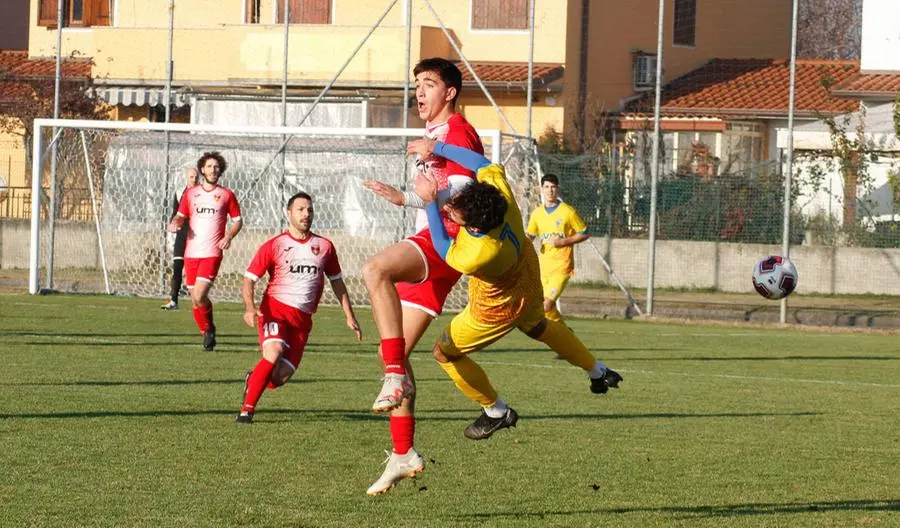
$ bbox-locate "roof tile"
[0,50,93,104]
[627,58,859,116]
[455,61,563,85]
[833,72,900,96]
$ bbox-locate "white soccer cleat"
[372,373,414,413]
[366,448,425,496]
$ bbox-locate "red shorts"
[257,296,313,370]
[184,256,222,287]
[396,228,462,317]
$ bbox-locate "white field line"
[7,335,899,389]
[11,301,129,311]
[323,352,900,390]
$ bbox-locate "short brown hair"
[413,57,463,104]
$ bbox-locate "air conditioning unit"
[633,54,658,90]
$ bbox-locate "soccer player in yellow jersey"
[526,174,589,323]
[407,138,622,440]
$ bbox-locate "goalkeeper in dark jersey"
[161,168,198,310]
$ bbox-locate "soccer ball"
[752,255,798,300]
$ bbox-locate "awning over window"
[96,87,190,108]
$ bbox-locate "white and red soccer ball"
[752,255,798,300]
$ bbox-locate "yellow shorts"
[541,273,570,302]
[437,301,545,357]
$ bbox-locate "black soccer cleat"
[203,326,217,351]
[590,368,623,394]
[235,412,254,424]
[464,407,519,440]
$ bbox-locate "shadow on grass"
[625,355,900,361]
[483,347,681,354]
[1,376,447,387]
[0,408,385,421]
[423,411,822,422]
[0,409,819,422]
[451,498,900,521]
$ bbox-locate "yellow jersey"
[445,165,543,325]
[526,201,587,277]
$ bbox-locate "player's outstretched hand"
[407,138,436,158]
[217,237,232,251]
[347,316,363,341]
[243,308,261,328]
[363,180,404,206]
[166,220,180,233]
[414,170,437,203]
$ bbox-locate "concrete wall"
[572,237,900,296]
[4,219,898,296]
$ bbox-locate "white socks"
[483,398,509,418]
[588,360,608,379]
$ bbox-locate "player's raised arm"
[362,179,406,207]
[329,277,363,341]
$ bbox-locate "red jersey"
[244,232,342,314]
[177,185,242,258]
[416,113,484,237]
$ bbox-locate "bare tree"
[0,53,107,182]
[797,0,863,60]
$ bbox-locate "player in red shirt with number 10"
[236,191,362,424]
[167,151,243,351]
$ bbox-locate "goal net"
[28,119,540,312]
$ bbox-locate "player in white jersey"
[236,191,362,424]
[167,151,243,351]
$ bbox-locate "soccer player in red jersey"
[361,58,483,496]
[237,191,362,424]
[167,152,243,351]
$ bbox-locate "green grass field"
[1,294,898,527]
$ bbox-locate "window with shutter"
[471,0,529,30]
[38,0,111,28]
[277,0,332,24]
[673,0,696,47]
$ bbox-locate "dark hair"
[540,174,559,186]
[413,57,463,104]
[197,151,227,174]
[447,182,508,232]
[287,191,313,209]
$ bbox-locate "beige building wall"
[28,2,567,85]
[563,0,792,140]
[0,130,27,188]
[460,95,565,138]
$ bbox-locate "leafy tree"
[0,52,108,217]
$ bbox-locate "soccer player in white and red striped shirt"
[167,151,243,351]
[236,191,362,424]
[361,58,483,496]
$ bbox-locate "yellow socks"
[536,319,596,370]
[438,355,498,407]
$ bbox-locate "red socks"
[242,358,276,413]
[192,304,214,334]
[390,415,415,455]
[381,337,406,375]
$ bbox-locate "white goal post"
[28,118,541,313]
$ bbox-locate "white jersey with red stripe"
[415,113,483,237]
[177,185,242,258]
[244,232,342,314]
